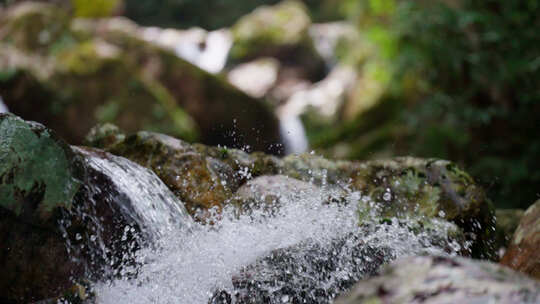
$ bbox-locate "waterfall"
[0,96,8,113]
[75,147,193,239]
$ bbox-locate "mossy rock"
[0,113,84,302]
[0,3,199,145]
[230,0,326,81]
[99,131,239,218]
[274,154,495,258]
[89,127,283,218]
[0,113,82,221]
[0,114,191,302]
[90,125,495,257]
[1,4,282,152]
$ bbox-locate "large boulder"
[0,114,191,302]
[0,113,84,302]
[334,255,540,304]
[500,200,540,279]
[0,2,282,153]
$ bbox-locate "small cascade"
[58,148,193,280]
[77,147,193,239]
[94,185,465,303]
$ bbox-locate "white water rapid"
[93,179,464,303]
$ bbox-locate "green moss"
[72,0,122,18]
[0,114,81,219]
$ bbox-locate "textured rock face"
[500,200,540,279]
[334,255,540,304]
[0,114,191,302]
[0,2,282,152]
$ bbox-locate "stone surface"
[0,114,191,302]
[500,200,540,279]
[335,255,540,304]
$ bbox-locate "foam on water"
[94,186,463,304]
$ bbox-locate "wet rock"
[0,3,282,153]
[90,125,494,257]
[229,0,326,82]
[31,283,95,304]
[494,208,524,257]
[0,114,191,302]
[277,155,495,258]
[0,114,84,302]
[89,127,285,216]
[500,200,540,279]
[334,255,540,304]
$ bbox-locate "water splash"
[94,184,464,303]
[58,148,193,281]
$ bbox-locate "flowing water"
[89,168,465,303]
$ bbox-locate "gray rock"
[334,255,540,304]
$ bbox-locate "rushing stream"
[88,167,465,303]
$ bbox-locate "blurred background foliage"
[0,0,538,209]
[319,0,540,209]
